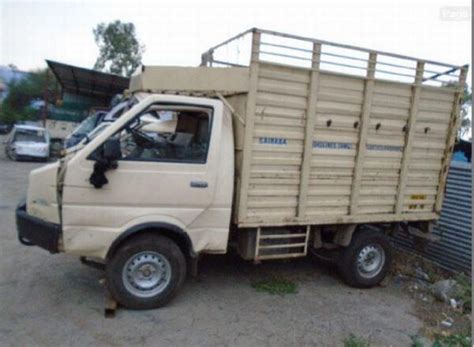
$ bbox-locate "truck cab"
[17,94,234,309]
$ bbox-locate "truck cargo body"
[134,28,467,230]
[228,63,460,227]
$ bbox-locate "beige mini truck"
[16,28,468,309]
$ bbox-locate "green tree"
[443,81,472,139]
[93,20,145,77]
[0,69,57,124]
[459,84,471,139]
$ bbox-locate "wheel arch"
[335,223,395,247]
[106,222,197,263]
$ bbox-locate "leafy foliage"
[0,69,57,124]
[251,277,297,295]
[411,335,425,347]
[344,334,370,347]
[454,273,471,313]
[93,20,145,77]
[433,332,472,347]
[459,84,472,139]
[444,82,471,139]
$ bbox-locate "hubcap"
[122,251,172,298]
[356,244,385,279]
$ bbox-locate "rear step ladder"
[255,226,310,261]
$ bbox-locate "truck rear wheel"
[106,234,186,310]
[337,230,391,288]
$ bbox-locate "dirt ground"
[0,135,429,347]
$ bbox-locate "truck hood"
[27,161,61,224]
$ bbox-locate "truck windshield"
[87,122,111,141]
[74,100,130,138]
[71,112,103,138]
[14,129,46,143]
[79,100,135,145]
[115,105,212,163]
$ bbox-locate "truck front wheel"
[337,230,391,288]
[106,234,186,310]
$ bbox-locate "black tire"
[337,229,391,288]
[106,234,186,310]
[309,247,341,266]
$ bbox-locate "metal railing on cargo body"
[392,161,472,274]
[200,28,467,88]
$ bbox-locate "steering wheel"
[130,128,155,149]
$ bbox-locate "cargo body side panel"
[244,62,309,224]
[234,61,460,227]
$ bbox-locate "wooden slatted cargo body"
[130,28,467,230]
[206,28,468,228]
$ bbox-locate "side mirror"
[103,137,121,161]
[89,138,121,189]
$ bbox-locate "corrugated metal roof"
[46,60,129,101]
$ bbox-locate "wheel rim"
[356,244,385,279]
[122,251,172,298]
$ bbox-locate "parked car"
[4,124,50,161]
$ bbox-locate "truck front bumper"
[16,201,61,254]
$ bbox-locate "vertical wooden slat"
[395,61,425,213]
[237,30,261,222]
[297,43,322,218]
[349,52,377,215]
[434,65,468,212]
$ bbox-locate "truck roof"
[129,66,249,96]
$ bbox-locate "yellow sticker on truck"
[409,194,427,210]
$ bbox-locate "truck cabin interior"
[116,107,211,163]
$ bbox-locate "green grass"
[411,332,472,347]
[454,274,471,314]
[410,335,425,347]
[251,277,297,295]
[344,334,370,347]
[433,332,472,347]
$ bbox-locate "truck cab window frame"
[90,103,214,165]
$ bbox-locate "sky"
[0,0,471,74]
[0,0,472,140]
